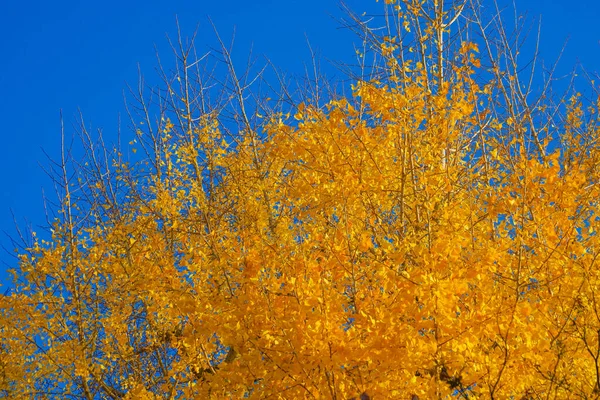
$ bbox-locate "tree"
[2,0,600,398]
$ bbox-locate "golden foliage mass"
[3,0,600,398]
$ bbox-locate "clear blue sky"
[0,0,599,285]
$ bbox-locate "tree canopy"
[2,0,600,398]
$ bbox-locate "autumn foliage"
[3,0,600,398]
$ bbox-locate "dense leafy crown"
[2,0,600,398]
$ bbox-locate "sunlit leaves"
[3,0,600,399]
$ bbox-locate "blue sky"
[0,0,599,285]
